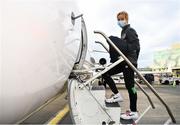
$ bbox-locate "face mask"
[117,20,126,28]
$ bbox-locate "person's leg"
[102,61,124,94]
[123,64,137,112]
[121,64,138,120]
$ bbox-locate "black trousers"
[102,61,137,112]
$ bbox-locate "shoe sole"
[105,99,123,103]
[120,116,138,120]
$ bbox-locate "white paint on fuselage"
[0,0,3,122]
[0,0,82,123]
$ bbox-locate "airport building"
[151,43,180,84]
[152,44,180,70]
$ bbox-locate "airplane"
[0,0,87,123]
[0,1,176,124]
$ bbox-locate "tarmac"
[18,84,180,124]
[59,84,180,124]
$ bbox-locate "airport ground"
[59,84,180,124]
[19,83,180,124]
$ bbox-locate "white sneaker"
[121,110,139,120]
[105,93,123,103]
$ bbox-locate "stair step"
[105,101,120,107]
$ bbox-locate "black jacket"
[109,24,140,64]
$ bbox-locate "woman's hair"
[117,11,129,22]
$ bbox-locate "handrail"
[95,41,109,52]
[135,80,155,109]
[95,40,155,109]
[72,76,114,123]
[78,58,124,89]
[94,30,176,123]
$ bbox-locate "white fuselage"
[0,0,83,123]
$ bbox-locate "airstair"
[68,31,176,125]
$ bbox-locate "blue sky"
[77,0,180,68]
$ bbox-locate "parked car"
[159,73,180,85]
[144,74,154,84]
[136,74,154,84]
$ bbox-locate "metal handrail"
[78,58,124,89]
[95,41,109,52]
[95,39,155,109]
[135,80,155,109]
[94,30,176,123]
[73,74,114,123]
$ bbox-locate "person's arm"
[109,36,128,54]
[126,28,140,57]
[108,36,128,62]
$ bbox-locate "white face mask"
[117,20,127,28]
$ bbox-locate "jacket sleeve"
[108,36,128,62]
[126,28,140,57]
[109,36,128,54]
